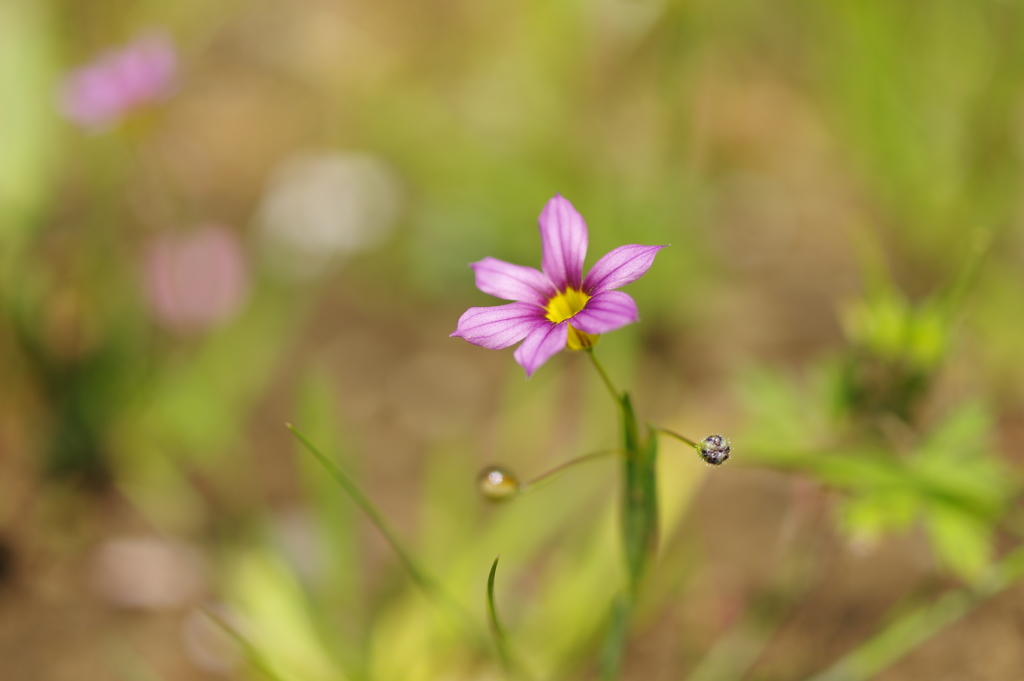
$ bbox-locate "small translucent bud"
[477,466,520,502]
[698,434,730,465]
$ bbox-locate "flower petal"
[513,322,568,377]
[451,302,548,349]
[470,257,555,305]
[569,290,639,335]
[539,195,587,291]
[583,244,665,295]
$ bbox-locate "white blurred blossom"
[255,151,403,279]
[91,537,205,610]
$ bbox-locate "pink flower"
[57,33,177,130]
[451,195,664,377]
[143,226,249,333]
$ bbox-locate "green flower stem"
[518,449,619,494]
[581,350,659,590]
[656,427,700,449]
[586,348,622,403]
[586,349,660,681]
[619,394,659,593]
[804,543,1024,681]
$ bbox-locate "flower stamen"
[544,289,589,323]
[545,289,599,350]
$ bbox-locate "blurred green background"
[3,0,1024,679]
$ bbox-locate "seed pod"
[698,434,730,465]
[477,466,520,501]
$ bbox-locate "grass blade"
[599,393,659,680]
[286,423,490,654]
[201,606,293,681]
[487,556,513,672]
[804,543,1024,681]
[598,596,632,681]
[287,423,430,589]
[619,395,659,594]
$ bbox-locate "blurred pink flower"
[57,32,177,130]
[91,537,205,610]
[144,226,249,333]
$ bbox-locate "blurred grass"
[4,0,1024,679]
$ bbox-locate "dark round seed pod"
[477,466,520,501]
[698,434,730,465]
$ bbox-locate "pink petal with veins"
[538,194,588,291]
[513,322,568,377]
[451,302,548,350]
[570,290,639,335]
[471,257,555,306]
[584,244,665,295]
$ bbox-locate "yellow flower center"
[545,288,589,323]
[544,289,600,350]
